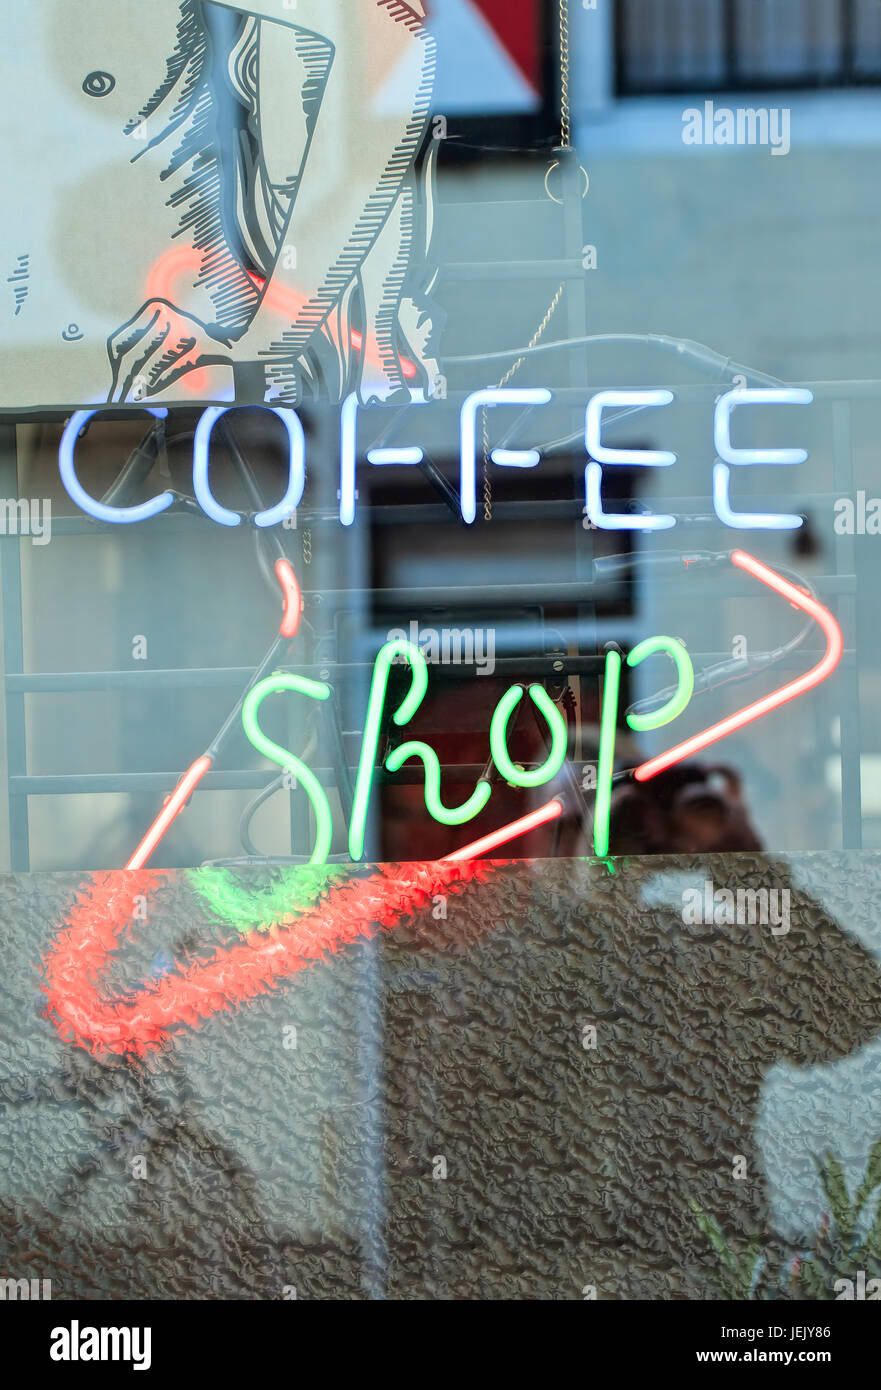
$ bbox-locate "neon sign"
[233,551,839,865]
[120,549,842,871]
[58,387,815,532]
[41,547,842,1057]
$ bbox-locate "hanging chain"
[481,285,566,521]
[302,527,312,566]
[559,0,571,148]
[480,0,571,523]
[481,410,493,522]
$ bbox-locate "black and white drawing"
[2,1,440,409]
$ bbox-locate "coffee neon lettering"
[60,404,305,528]
[58,387,815,532]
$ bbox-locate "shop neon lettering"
[241,638,575,865]
[240,633,692,864]
[58,387,814,531]
[240,550,842,864]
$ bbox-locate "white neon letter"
[193,406,306,528]
[59,409,172,524]
[460,388,552,524]
[714,387,813,465]
[713,387,812,529]
[341,393,426,525]
[584,390,676,531]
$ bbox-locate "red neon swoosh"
[634,550,844,781]
[43,861,490,1055]
[45,801,563,1054]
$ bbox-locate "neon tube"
[626,636,694,732]
[193,406,306,527]
[460,388,552,524]
[349,640,429,860]
[274,558,302,638]
[445,798,563,861]
[45,859,487,1054]
[583,390,676,532]
[491,449,540,468]
[366,448,424,466]
[489,684,568,788]
[252,409,306,527]
[586,390,676,466]
[340,393,359,527]
[634,549,843,781]
[714,387,813,465]
[125,754,212,869]
[242,675,334,866]
[713,461,803,531]
[593,651,621,858]
[584,461,675,532]
[60,409,173,524]
[385,742,492,824]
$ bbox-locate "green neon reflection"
[489,683,567,788]
[349,640,429,861]
[242,674,333,866]
[385,741,492,825]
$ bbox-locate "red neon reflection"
[634,550,844,782]
[445,798,563,861]
[145,248,417,392]
[125,755,212,871]
[43,861,488,1054]
[275,557,302,638]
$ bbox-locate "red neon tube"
[124,755,212,870]
[275,557,302,638]
[145,248,418,388]
[445,798,563,861]
[634,549,843,782]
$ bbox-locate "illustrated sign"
[2,1,440,409]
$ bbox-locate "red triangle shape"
[470,0,541,92]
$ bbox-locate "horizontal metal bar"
[2,654,584,694]
[9,771,270,795]
[441,259,584,281]
[8,765,498,795]
[3,383,881,435]
[303,574,856,606]
[0,493,863,540]
[6,668,258,692]
[3,657,603,693]
[5,644,855,697]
